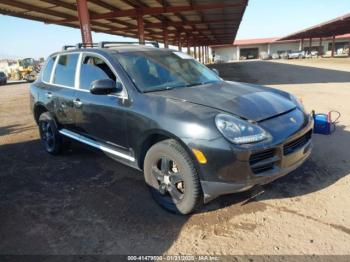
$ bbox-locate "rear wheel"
[38,112,63,155]
[143,139,203,215]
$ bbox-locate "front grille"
[249,149,275,165]
[249,149,277,174]
[252,163,276,174]
[283,130,312,156]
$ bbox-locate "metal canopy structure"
[0,0,248,59]
[279,13,350,40]
[278,13,350,57]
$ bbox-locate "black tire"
[143,139,203,215]
[38,112,63,155]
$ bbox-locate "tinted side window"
[79,56,116,90]
[53,54,79,87]
[42,56,56,83]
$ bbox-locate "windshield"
[0,72,5,77]
[113,50,221,92]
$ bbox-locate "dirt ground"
[1,58,350,256]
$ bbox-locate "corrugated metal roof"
[279,13,350,41]
[0,0,249,46]
[234,37,279,45]
[211,34,350,48]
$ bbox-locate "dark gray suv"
[30,43,313,214]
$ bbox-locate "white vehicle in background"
[272,53,280,59]
[260,52,272,60]
[288,50,306,59]
[305,50,319,58]
[281,50,306,59]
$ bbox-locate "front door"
[74,54,129,151]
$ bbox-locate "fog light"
[192,149,207,164]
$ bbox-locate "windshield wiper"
[185,80,219,87]
[144,80,221,92]
[143,86,174,93]
[185,82,203,87]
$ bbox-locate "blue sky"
[0,0,349,59]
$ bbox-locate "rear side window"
[79,56,116,90]
[53,54,79,87]
[42,56,56,83]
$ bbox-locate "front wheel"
[143,139,203,215]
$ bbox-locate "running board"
[59,129,135,162]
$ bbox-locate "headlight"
[290,94,304,111]
[215,114,271,144]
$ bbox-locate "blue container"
[313,114,331,135]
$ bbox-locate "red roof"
[335,33,350,39]
[233,37,279,45]
[211,33,350,48]
[279,13,350,40]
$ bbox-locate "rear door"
[40,55,58,113]
[50,53,80,130]
[74,53,129,150]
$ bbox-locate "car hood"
[150,81,296,122]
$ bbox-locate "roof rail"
[76,43,99,49]
[62,43,98,51]
[62,41,159,51]
[98,41,159,48]
[62,45,76,51]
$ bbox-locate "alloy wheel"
[151,156,185,203]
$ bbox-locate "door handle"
[73,98,83,108]
[46,92,52,99]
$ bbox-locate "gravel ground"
[0,58,350,256]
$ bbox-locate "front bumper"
[197,110,314,203]
[201,139,312,203]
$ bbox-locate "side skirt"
[59,129,136,163]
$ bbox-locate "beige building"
[212,34,350,62]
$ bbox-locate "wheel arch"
[33,102,49,124]
[137,129,199,172]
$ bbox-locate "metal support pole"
[331,35,335,57]
[187,35,190,55]
[162,24,168,48]
[177,33,182,51]
[203,46,205,63]
[348,40,350,57]
[300,38,304,51]
[319,37,323,56]
[208,46,211,63]
[206,46,209,63]
[76,0,93,45]
[309,37,312,52]
[194,45,197,59]
[202,45,205,64]
[137,12,145,44]
[198,45,202,63]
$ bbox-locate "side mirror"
[212,68,219,76]
[90,79,122,95]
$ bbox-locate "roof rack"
[62,41,159,51]
[98,41,159,48]
[62,45,77,51]
[62,43,98,50]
